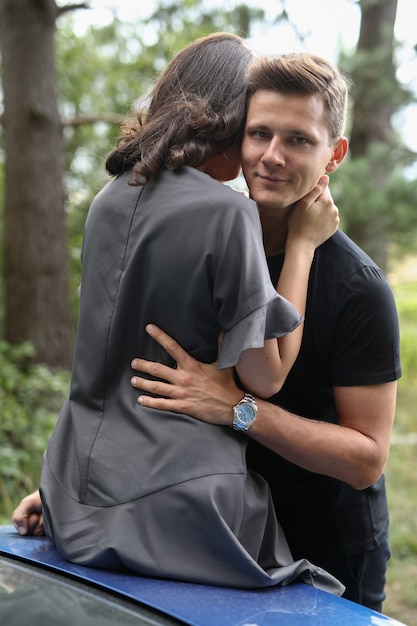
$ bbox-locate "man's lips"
[256,172,289,184]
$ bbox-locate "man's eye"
[292,136,309,144]
[252,131,268,139]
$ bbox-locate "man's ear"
[325,137,349,173]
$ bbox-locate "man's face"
[241,90,341,214]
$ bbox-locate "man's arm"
[247,381,396,490]
[131,324,396,491]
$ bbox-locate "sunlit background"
[72,0,417,155]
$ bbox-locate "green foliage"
[386,444,417,558]
[395,282,417,387]
[385,438,417,623]
[0,342,69,518]
[0,164,4,336]
[331,152,417,257]
[143,0,266,51]
[385,555,417,624]
[383,279,417,623]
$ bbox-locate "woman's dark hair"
[106,32,253,184]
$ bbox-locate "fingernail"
[131,359,137,368]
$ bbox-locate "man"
[129,53,401,611]
[13,53,400,610]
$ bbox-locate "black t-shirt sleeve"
[332,265,401,386]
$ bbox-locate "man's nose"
[261,139,285,166]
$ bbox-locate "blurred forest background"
[0,0,416,623]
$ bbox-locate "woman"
[23,33,342,592]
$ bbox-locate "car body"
[0,525,407,625]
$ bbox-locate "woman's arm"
[273,177,338,373]
[12,490,44,536]
[236,177,338,398]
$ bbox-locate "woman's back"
[58,166,273,505]
[40,166,342,594]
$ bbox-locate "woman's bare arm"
[235,177,338,397]
[12,490,44,536]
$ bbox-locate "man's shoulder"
[321,230,379,269]
[312,230,394,302]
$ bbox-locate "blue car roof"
[0,525,406,626]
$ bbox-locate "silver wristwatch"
[232,393,257,432]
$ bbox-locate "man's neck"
[259,210,289,257]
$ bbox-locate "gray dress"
[40,167,343,594]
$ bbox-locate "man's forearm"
[246,398,387,490]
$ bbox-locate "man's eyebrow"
[246,122,312,136]
[245,122,270,130]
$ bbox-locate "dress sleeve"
[218,294,302,369]
[210,190,302,369]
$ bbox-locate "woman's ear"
[325,137,349,173]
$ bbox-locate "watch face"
[236,402,256,426]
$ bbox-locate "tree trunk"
[350,0,398,157]
[347,0,398,270]
[0,0,74,368]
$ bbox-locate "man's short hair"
[246,53,350,143]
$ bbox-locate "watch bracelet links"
[240,392,256,405]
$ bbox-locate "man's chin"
[249,186,294,212]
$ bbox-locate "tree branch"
[62,113,128,127]
[57,3,89,17]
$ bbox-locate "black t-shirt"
[247,230,402,558]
